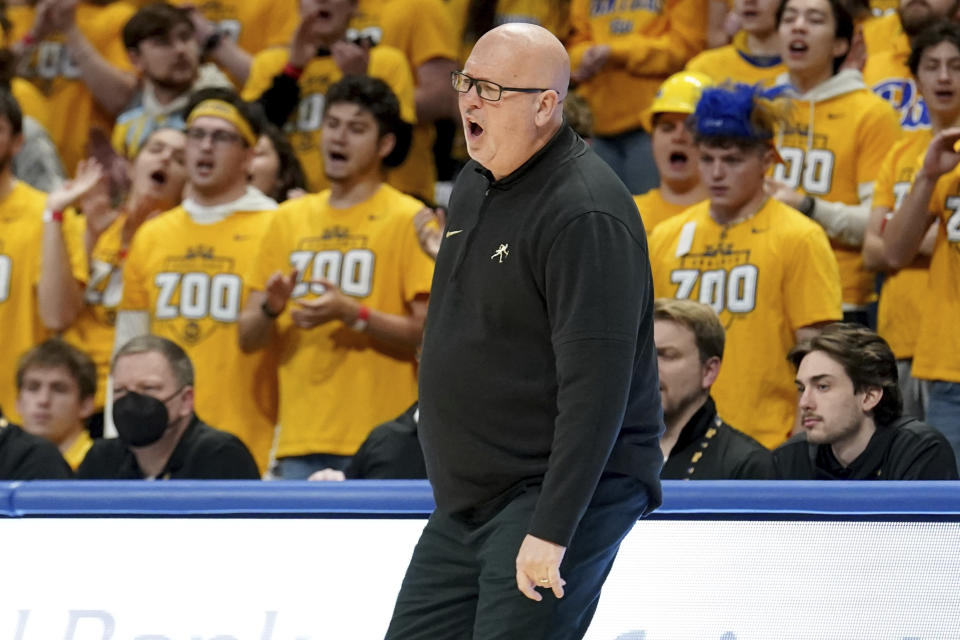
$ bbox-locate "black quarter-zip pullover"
[418,124,664,546]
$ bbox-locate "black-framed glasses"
[451,70,549,102]
[185,127,245,146]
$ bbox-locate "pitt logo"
[491,244,510,263]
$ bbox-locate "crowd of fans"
[0,0,958,482]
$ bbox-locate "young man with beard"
[117,88,278,473]
[241,0,417,195]
[863,0,960,130]
[112,2,229,159]
[64,127,188,415]
[862,23,960,420]
[774,324,957,479]
[655,299,773,479]
[238,76,433,479]
[633,71,711,234]
[765,0,901,324]
[0,89,87,425]
[649,84,843,449]
[15,339,96,470]
[78,335,259,479]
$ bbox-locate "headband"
[186,99,257,147]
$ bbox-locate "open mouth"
[742,9,759,18]
[317,9,332,19]
[327,150,348,162]
[934,89,956,101]
[195,159,214,175]
[788,40,808,54]
[668,151,689,169]
[468,120,484,139]
[150,169,167,186]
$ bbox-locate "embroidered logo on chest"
[490,243,509,263]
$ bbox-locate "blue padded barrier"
[0,481,15,516]
[2,480,959,518]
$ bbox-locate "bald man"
[386,24,664,640]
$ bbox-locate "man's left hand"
[515,534,566,601]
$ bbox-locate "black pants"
[385,474,649,640]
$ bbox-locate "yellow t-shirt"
[862,13,902,59]
[862,32,928,131]
[249,184,434,458]
[772,85,901,306]
[7,2,137,175]
[350,0,459,202]
[685,44,785,87]
[649,198,843,447]
[567,0,706,136]
[242,47,417,195]
[63,214,127,409]
[871,130,932,360]
[633,188,697,235]
[120,206,279,471]
[11,78,52,132]
[913,168,960,383]
[0,182,87,424]
[63,429,93,470]
[447,0,573,62]
[170,0,298,57]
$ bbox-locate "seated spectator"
[112,2,230,160]
[648,84,842,449]
[15,339,95,470]
[774,324,958,479]
[634,71,711,234]
[687,0,786,87]
[239,76,433,479]
[0,89,87,425]
[248,123,307,202]
[655,299,774,479]
[0,415,72,480]
[78,335,260,480]
[309,403,427,481]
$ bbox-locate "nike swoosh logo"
[446,229,463,238]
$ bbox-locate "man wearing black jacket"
[386,23,664,640]
[774,324,958,480]
[655,299,773,480]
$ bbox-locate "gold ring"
[538,578,550,584]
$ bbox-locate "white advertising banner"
[2,518,958,639]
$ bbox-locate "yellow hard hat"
[642,71,715,131]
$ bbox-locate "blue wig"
[693,84,772,140]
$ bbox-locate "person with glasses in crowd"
[78,334,259,479]
[114,88,278,473]
[386,23,663,640]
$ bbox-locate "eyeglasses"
[185,127,245,146]
[451,70,549,102]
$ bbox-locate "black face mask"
[113,388,183,448]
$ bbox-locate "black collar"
[670,396,719,457]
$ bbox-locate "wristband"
[282,62,304,80]
[260,299,282,319]
[42,209,64,223]
[202,30,223,58]
[20,33,37,48]
[351,305,370,332]
[879,212,894,235]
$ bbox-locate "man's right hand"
[921,127,960,181]
[263,269,299,317]
[413,207,446,261]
